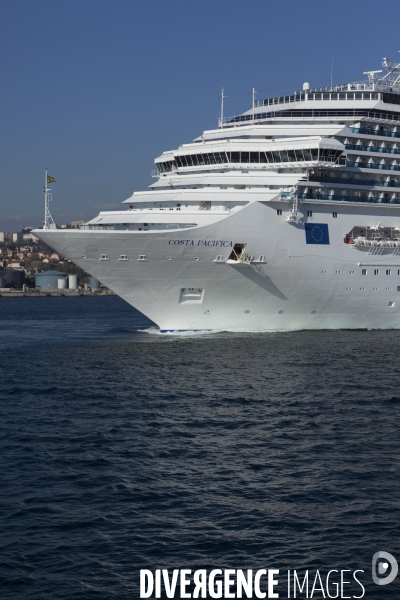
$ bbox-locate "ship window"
[355,92,362,99]
[331,93,338,100]
[339,93,346,100]
[332,212,337,218]
[213,152,221,163]
[241,152,249,163]
[260,151,268,163]
[271,151,281,162]
[314,93,321,100]
[277,209,282,215]
[208,153,217,164]
[307,210,313,217]
[362,269,367,275]
[311,148,319,160]
[294,149,304,161]
[280,150,289,162]
[386,269,391,275]
[250,152,259,163]
[374,269,379,275]
[287,150,296,162]
[303,149,312,161]
[231,151,240,163]
[347,93,355,100]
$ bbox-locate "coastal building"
[12,233,23,244]
[35,271,69,290]
[23,233,39,243]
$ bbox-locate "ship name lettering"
[168,240,233,247]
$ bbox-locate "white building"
[12,233,23,244]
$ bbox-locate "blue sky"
[1,0,400,231]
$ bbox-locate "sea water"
[1,296,400,598]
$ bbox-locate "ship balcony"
[345,144,400,155]
[347,161,400,172]
[300,193,400,204]
[349,127,400,139]
[309,175,400,188]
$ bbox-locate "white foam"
[135,327,295,336]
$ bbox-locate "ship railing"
[347,161,400,172]
[308,175,400,188]
[345,144,400,155]
[349,127,400,138]
[300,193,400,204]
[81,225,115,230]
[222,109,396,127]
[253,82,377,108]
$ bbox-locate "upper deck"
[221,56,400,127]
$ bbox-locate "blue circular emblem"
[311,225,324,242]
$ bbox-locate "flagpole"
[44,168,48,229]
[44,168,55,229]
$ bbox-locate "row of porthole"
[278,310,317,314]
[322,270,400,275]
[204,303,396,316]
[100,254,203,262]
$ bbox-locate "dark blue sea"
[1,296,400,599]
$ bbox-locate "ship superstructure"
[35,57,400,330]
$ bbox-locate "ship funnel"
[303,82,310,91]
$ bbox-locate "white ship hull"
[37,200,400,331]
[35,56,400,330]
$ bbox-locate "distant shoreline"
[0,291,115,297]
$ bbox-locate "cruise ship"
[35,56,400,331]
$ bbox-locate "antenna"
[252,87,257,124]
[330,56,334,89]
[220,88,226,128]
